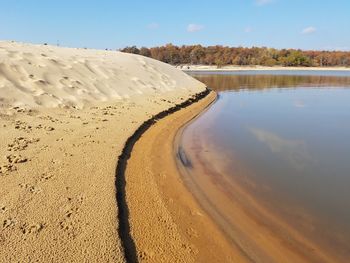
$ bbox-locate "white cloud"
[255,0,274,6]
[147,23,159,30]
[245,26,253,33]
[187,24,204,32]
[249,127,314,170]
[302,26,316,35]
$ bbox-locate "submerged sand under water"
[178,72,350,262]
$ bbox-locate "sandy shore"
[2,41,344,262]
[180,64,350,72]
[123,87,323,263]
[124,90,252,262]
[0,41,206,262]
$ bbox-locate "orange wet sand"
[125,91,250,262]
[126,88,340,262]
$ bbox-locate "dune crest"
[0,41,205,109]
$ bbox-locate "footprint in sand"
[10,106,33,114]
[0,164,17,175]
[0,154,26,175]
[14,120,32,132]
[7,137,40,151]
[40,172,55,182]
[0,205,7,213]
[20,222,44,236]
[181,243,198,255]
[47,58,65,67]
[6,154,28,164]
[68,114,81,119]
[35,79,50,86]
[19,183,42,194]
[3,218,16,229]
[186,227,199,238]
[38,115,59,123]
[59,194,86,237]
[138,250,155,261]
[28,185,42,194]
[44,126,55,131]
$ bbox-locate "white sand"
[0,41,205,109]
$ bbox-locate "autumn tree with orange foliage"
[121,45,350,67]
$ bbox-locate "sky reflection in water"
[184,71,350,257]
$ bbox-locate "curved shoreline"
[175,94,343,262]
[123,89,249,262]
[116,88,211,262]
[173,98,263,262]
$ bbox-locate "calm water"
[179,71,350,262]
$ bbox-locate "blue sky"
[1,0,349,50]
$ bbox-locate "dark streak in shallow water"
[115,88,210,263]
[177,146,193,169]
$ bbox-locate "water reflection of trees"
[192,74,350,92]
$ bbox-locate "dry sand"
[179,64,350,72]
[0,41,207,262]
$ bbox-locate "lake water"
[178,71,350,262]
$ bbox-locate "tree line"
[120,44,350,67]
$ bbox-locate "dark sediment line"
[115,88,211,263]
[177,145,193,169]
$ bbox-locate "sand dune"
[0,41,206,262]
[0,41,204,109]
